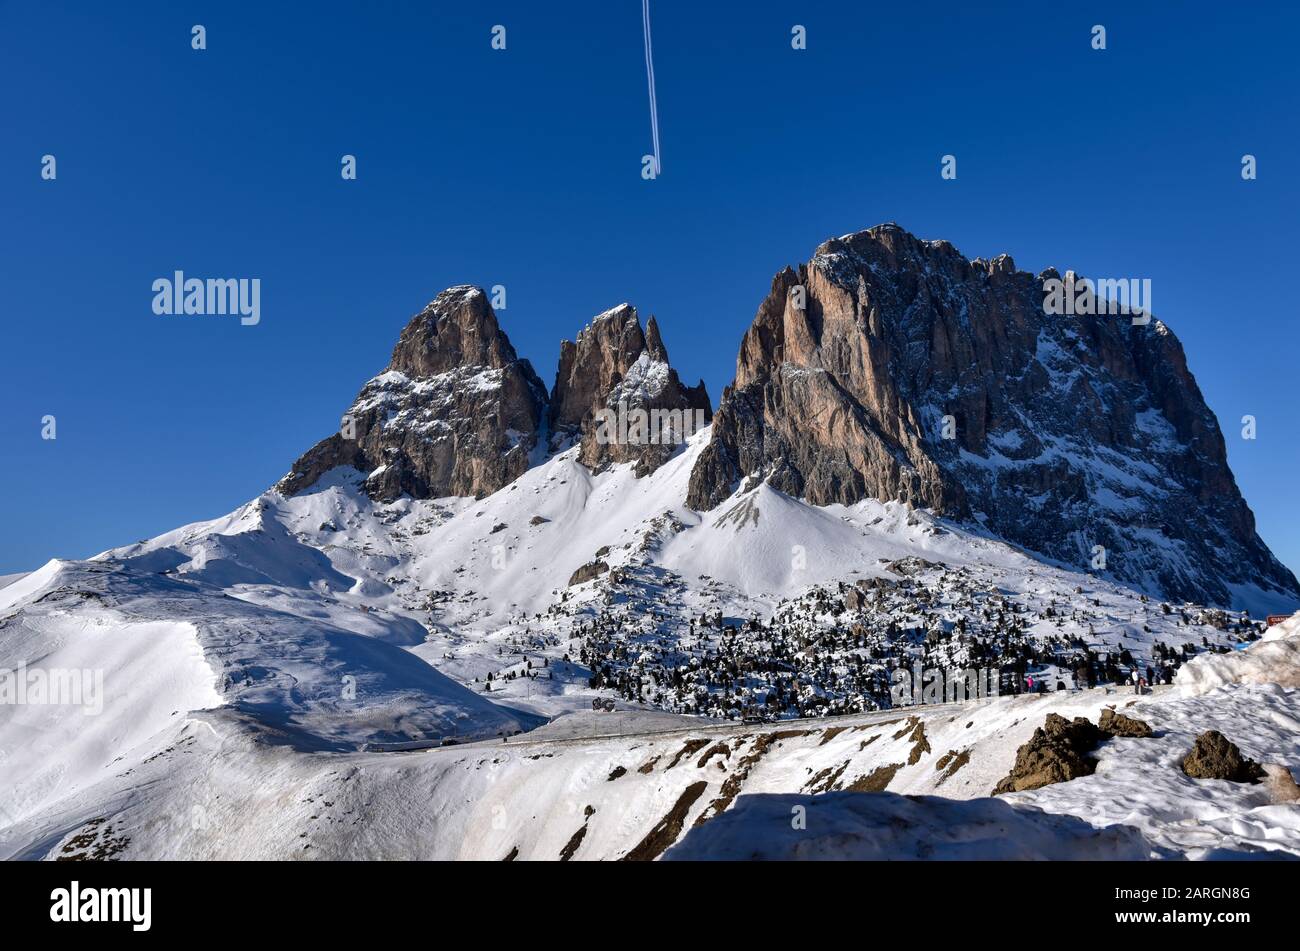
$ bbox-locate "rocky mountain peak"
[276,289,713,501]
[689,223,1299,608]
[269,237,1293,609]
[277,286,546,502]
[644,314,669,362]
[388,285,521,377]
[550,304,711,477]
[549,304,648,433]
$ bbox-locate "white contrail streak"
[642,0,661,175]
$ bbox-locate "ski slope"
[0,430,1295,859]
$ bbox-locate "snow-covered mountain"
[1,224,1296,860]
[689,224,1296,609]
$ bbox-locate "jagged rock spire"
[277,287,547,502]
[551,304,711,476]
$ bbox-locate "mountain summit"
[278,287,709,498]
[278,286,549,502]
[550,303,712,475]
[274,224,1293,608]
[686,223,1297,606]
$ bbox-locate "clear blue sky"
[2,1,1296,577]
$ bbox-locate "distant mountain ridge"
[276,224,1297,609]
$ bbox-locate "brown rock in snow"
[1098,707,1154,738]
[1181,730,1266,783]
[994,713,1107,794]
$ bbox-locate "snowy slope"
[0,573,29,592]
[664,793,1152,860]
[0,564,222,829]
[3,672,1296,860]
[0,557,541,834]
[1011,683,1300,859]
[92,427,1259,706]
[0,423,1293,859]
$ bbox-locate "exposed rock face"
[1181,730,1266,783]
[994,713,1106,794]
[277,291,712,501]
[551,305,711,477]
[278,286,547,502]
[689,223,1299,608]
[567,560,610,587]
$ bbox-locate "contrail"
[642,0,661,175]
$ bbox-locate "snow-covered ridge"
[3,667,1296,859]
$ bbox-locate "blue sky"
[1,1,1296,577]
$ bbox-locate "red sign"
[1266,614,1292,626]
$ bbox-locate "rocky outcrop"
[1263,764,1300,803]
[1181,730,1266,783]
[551,305,711,476]
[1098,708,1154,738]
[688,223,1299,608]
[567,561,610,587]
[994,713,1107,794]
[277,286,547,502]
